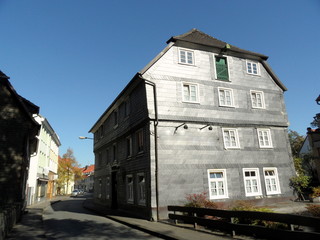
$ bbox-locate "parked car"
[71,189,80,197]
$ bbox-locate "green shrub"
[306,204,320,217]
[310,186,320,199]
[184,192,218,209]
[289,175,311,200]
[230,201,288,229]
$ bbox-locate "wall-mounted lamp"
[79,136,93,140]
[174,123,188,134]
[199,124,213,130]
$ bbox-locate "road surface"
[43,195,161,240]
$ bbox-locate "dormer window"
[215,56,229,81]
[179,49,194,65]
[246,61,260,75]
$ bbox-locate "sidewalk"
[6,196,69,240]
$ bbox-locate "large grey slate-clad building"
[89,29,295,220]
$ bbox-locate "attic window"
[215,56,229,81]
[179,49,194,65]
[246,61,260,75]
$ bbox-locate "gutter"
[141,76,159,221]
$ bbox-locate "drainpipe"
[143,78,159,221]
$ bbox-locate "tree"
[288,129,305,158]
[57,148,83,194]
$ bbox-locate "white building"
[27,114,61,205]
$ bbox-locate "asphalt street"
[42,196,162,240]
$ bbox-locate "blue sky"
[0,0,319,167]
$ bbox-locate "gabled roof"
[167,28,269,60]
[0,70,40,126]
[166,29,287,91]
[0,70,9,79]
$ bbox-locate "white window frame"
[124,98,130,118]
[218,87,234,107]
[178,48,194,65]
[250,90,265,109]
[243,168,262,197]
[136,129,144,153]
[246,60,260,75]
[222,128,240,149]
[137,173,146,205]
[182,82,199,103]
[126,136,132,158]
[263,167,281,195]
[126,175,134,203]
[257,129,273,148]
[207,169,228,199]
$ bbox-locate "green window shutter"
[215,57,229,81]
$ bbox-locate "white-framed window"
[218,88,234,107]
[106,148,109,164]
[179,49,194,65]
[263,168,281,195]
[246,61,260,75]
[182,83,199,103]
[124,98,130,117]
[243,168,262,196]
[137,173,146,205]
[136,129,144,153]
[126,136,132,158]
[208,169,228,199]
[126,175,134,203]
[257,129,273,148]
[250,90,265,109]
[222,128,240,149]
[112,144,117,161]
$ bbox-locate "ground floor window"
[137,173,146,205]
[243,168,262,196]
[263,168,281,195]
[208,169,228,199]
[126,175,134,203]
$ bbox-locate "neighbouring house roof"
[316,95,320,104]
[0,70,40,127]
[82,164,94,174]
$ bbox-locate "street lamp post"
[79,136,93,140]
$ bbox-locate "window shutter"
[216,57,229,81]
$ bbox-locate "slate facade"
[0,70,40,235]
[90,29,295,220]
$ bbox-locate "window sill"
[182,101,200,104]
[178,62,195,66]
[219,105,235,108]
[210,196,229,200]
